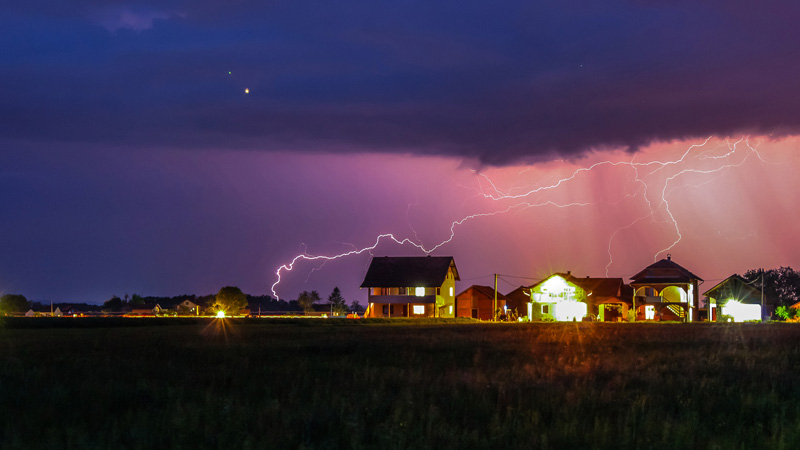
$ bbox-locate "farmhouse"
[25,307,63,317]
[127,303,165,316]
[504,285,532,318]
[455,285,507,320]
[703,274,764,322]
[527,273,588,321]
[525,272,631,322]
[175,299,201,315]
[361,256,459,318]
[577,276,632,322]
[631,255,702,322]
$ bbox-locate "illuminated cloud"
[89,7,182,32]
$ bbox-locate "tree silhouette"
[742,267,800,309]
[211,286,248,316]
[297,291,321,313]
[0,294,28,314]
[328,287,347,315]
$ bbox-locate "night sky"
[2,1,799,304]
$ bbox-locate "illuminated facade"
[360,256,460,318]
[527,273,588,322]
[630,255,702,322]
[702,275,764,322]
[455,285,507,320]
[526,272,630,322]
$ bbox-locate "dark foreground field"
[2,319,800,449]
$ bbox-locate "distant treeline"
[99,293,306,312]
[1,288,364,315]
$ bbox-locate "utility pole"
[761,269,765,322]
[494,274,498,322]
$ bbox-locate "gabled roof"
[529,272,576,290]
[630,256,702,283]
[360,256,459,288]
[530,273,623,298]
[573,277,623,298]
[456,285,508,301]
[505,285,532,302]
[703,274,761,299]
[504,285,533,311]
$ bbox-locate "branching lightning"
[271,136,767,299]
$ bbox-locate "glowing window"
[449,287,454,296]
[449,305,453,315]
[415,287,425,297]
[413,305,425,315]
[645,305,655,320]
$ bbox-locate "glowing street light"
[216,311,226,318]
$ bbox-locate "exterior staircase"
[663,302,686,321]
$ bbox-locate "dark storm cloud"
[2,0,799,164]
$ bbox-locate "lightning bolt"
[271,136,768,299]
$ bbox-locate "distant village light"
[216,311,225,318]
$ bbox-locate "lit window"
[449,305,453,315]
[413,305,425,314]
[645,305,655,320]
[449,287,454,296]
[415,287,425,296]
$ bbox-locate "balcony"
[368,294,437,304]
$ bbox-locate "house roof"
[630,256,702,283]
[456,285,508,301]
[505,285,532,302]
[530,273,624,297]
[360,256,459,288]
[504,285,533,311]
[529,272,575,290]
[572,277,623,298]
[703,274,761,300]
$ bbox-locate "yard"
[1,318,800,449]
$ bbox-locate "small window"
[542,305,550,315]
[415,287,425,297]
[449,287,454,297]
[382,305,389,315]
[413,305,425,315]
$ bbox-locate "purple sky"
[2,1,800,304]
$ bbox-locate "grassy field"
[2,318,800,449]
